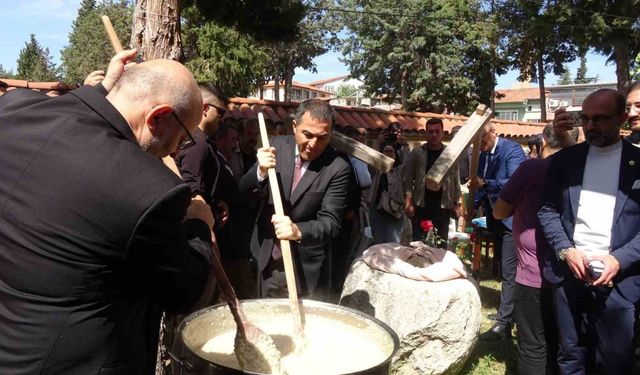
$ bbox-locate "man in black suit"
[539,89,640,374]
[239,99,351,300]
[0,50,214,374]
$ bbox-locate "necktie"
[273,155,304,260]
[483,153,493,178]
[291,155,303,192]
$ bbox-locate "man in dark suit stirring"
[0,50,214,374]
[539,89,640,374]
[240,99,351,300]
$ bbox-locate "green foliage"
[499,0,577,84]
[558,65,572,85]
[16,34,59,81]
[0,64,15,78]
[568,1,640,92]
[335,84,358,98]
[633,53,640,81]
[339,0,499,113]
[60,0,132,83]
[574,56,596,84]
[182,6,270,97]
[265,0,342,101]
[185,0,305,43]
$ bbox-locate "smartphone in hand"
[566,110,582,127]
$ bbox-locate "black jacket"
[0,87,211,374]
[239,135,351,297]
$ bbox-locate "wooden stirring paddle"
[257,113,306,341]
[100,15,284,374]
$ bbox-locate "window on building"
[325,85,334,92]
[311,92,317,98]
[496,111,519,121]
[527,105,532,111]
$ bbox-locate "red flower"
[420,220,434,233]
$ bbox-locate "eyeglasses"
[171,111,196,148]
[207,103,227,118]
[578,114,617,126]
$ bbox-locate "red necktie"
[291,155,303,192]
[272,155,304,260]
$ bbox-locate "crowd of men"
[1,47,640,375]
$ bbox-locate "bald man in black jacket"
[0,51,213,374]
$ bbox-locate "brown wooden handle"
[257,112,305,333]
[101,15,124,53]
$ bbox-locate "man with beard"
[625,81,640,146]
[539,89,640,374]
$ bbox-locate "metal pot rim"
[176,298,400,375]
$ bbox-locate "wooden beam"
[330,131,394,173]
[425,104,493,191]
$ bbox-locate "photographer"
[377,122,410,164]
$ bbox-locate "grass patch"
[461,272,518,375]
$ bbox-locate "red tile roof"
[225,97,545,139]
[263,80,333,95]
[306,75,350,87]
[0,79,545,139]
[495,88,548,103]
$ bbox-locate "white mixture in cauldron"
[197,312,390,374]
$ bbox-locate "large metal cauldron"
[174,299,399,375]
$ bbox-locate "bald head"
[107,60,202,157]
[581,89,627,147]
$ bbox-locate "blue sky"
[1,0,617,89]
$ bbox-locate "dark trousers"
[412,205,451,248]
[496,230,517,326]
[553,280,636,375]
[514,283,558,375]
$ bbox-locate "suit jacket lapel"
[569,143,590,220]
[613,142,637,224]
[278,137,296,202]
[289,150,329,206]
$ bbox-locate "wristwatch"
[558,248,571,262]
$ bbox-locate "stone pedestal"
[340,258,481,375]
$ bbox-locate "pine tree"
[0,64,14,78]
[16,34,58,81]
[558,65,572,85]
[574,56,590,84]
[60,0,132,83]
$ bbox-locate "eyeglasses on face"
[171,111,196,148]
[578,114,617,126]
[207,103,227,118]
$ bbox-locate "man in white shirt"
[539,89,640,374]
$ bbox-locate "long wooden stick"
[101,15,124,53]
[467,134,482,212]
[257,112,306,336]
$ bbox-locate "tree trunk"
[537,53,547,123]
[274,69,280,101]
[130,0,182,61]
[284,63,293,103]
[613,43,631,93]
[400,68,408,110]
